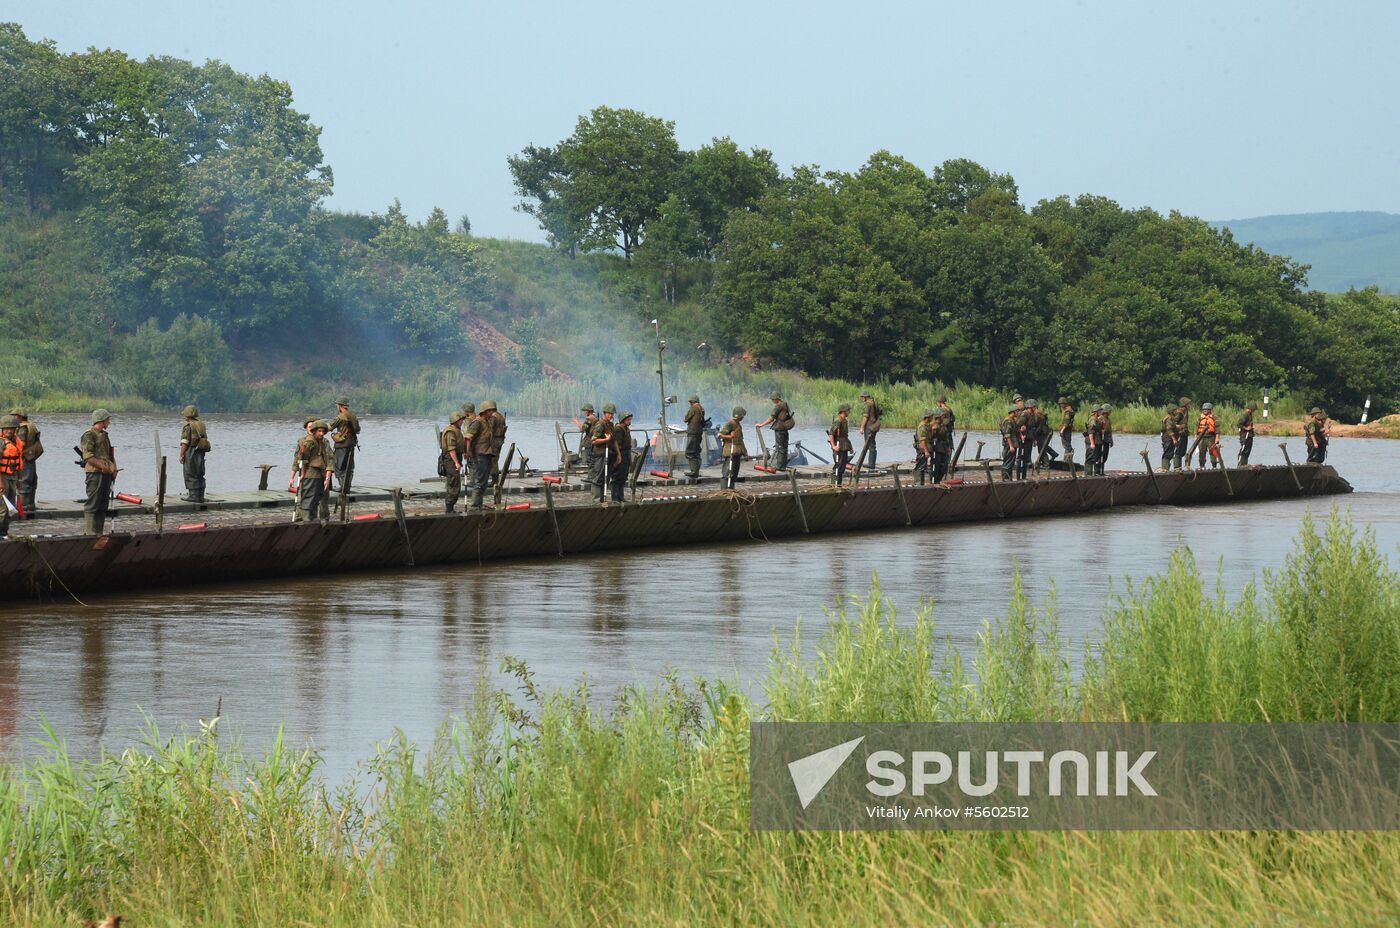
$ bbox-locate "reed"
[4,513,1398,926]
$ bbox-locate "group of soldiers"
[438,400,509,511]
[291,398,362,522]
[565,402,635,501]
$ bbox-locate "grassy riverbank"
[4,513,1399,926]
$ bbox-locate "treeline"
[511,109,1400,420]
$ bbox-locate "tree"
[676,137,779,255]
[636,193,703,304]
[508,106,685,258]
[1315,288,1400,419]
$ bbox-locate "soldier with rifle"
[1305,407,1330,463]
[1172,397,1192,470]
[683,395,705,482]
[1236,402,1257,465]
[588,404,617,503]
[465,401,500,509]
[1000,405,1019,481]
[610,411,633,501]
[937,395,956,447]
[755,392,794,471]
[488,401,508,482]
[930,408,952,484]
[829,404,853,485]
[10,407,41,518]
[439,410,466,512]
[913,410,934,485]
[78,409,117,535]
[717,407,747,490]
[1019,399,1045,476]
[329,397,361,496]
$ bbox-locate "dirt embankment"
[1254,414,1400,440]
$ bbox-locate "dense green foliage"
[5,516,1400,925]
[4,24,1399,423]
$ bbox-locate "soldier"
[329,397,361,495]
[294,420,333,524]
[1173,397,1192,470]
[79,409,117,535]
[829,404,853,485]
[588,404,617,502]
[464,401,501,509]
[0,415,22,537]
[718,407,747,490]
[488,400,508,481]
[611,411,634,501]
[1019,399,1045,476]
[1159,401,1179,471]
[1196,402,1221,469]
[1305,407,1329,463]
[572,402,597,484]
[10,407,41,518]
[1082,404,1102,475]
[440,410,466,512]
[936,395,956,447]
[913,410,934,485]
[1000,405,1019,480]
[683,395,705,481]
[1098,403,1114,473]
[858,391,882,467]
[178,405,209,503]
[930,407,952,484]
[1237,402,1257,465]
[755,392,794,470]
[1057,397,1075,459]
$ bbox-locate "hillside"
[1212,211,1400,293]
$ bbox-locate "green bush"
[117,314,239,409]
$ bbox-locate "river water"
[2,413,1396,781]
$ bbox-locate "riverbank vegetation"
[3,514,1399,925]
[4,23,1399,428]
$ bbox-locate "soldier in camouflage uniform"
[1172,397,1192,470]
[829,403,853,485]
[913,410,934,485]
[1098,403,1114,473]
[440,410,466,512]
[1082,404,1102,475]
[587,404,617,502]
[79,409,117,535]
[937,395,956,448]
[488,401,508,482]
[930,408,952,484]
[0,415,22,537]
[178,405,209,503]
[756,392,794,470]
[1000,405,1019,481]
[717,407,747,490]
[1236,402,1257,465]
[465,401,500,509]
[1056,397,1075,459]
[1086,405,1108,475]
[1305,407,1329,463]
[572,402,597,484]
[329,397,361,495]
[683,395,705,481]
[294,420,334,524]
[858,391,882,467]
[611,411,634,502]
[1019,399,1045,476]
[10,407,41,518]
[1159,401,1179,471]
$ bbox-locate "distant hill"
[1211,211,1400,293]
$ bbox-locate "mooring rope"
[22,536,89,607]
[718,488,770,542]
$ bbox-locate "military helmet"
[1201,402,1213,411]
[732,406,747,419]
[1309,406,1323,415]
[620,410,633,422]
[462,402,476,414]
[182,404,198,418]
[479,400,497,412]
[10,407,26,418]
[859,390,871,398]
[449,410,466,424]
[838,403,851,413]
[581,402,595,413]
[1091,404,1103,412]
[303,414,318,427]
[687,395,700,404]
[937,394,947,404]
[922,409,935,419]
[1007,405,1018,414]
[1028,398,1039,407]
[1013,393,1024,402]
[0,415,17,429]
[91,408,111,424]
[1102,404,1113,412]
[1058,396,1070,405]
[602,402,616,414]
[335,396,350,407]
[1179,396,1191,406]
[770,392,782,401]
[312,419,330,431]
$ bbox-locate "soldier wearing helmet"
[682,395,705,482]
[0,415,22,537]
[179,404,210,503]
[10,407,41,519]
[572,402,599,485]
[1195,402,1221,469]
[465,401,500,509]
[1305,407,1330,464]
[79,409,117,535]
[587,404,617,503]
[1172,397,1192,469]
[829,404,853,486]
[1236,402,1257,466]
[1000,404,1020,481]
[755,391,794,471]
[610,411,634,502]
[328,396,361,497]
[440,409,467,512]
[294,419,333,524]
[718,407,747,490]
[913,410,935,485]
[1097,404,1114,474]
[857,391,882,468]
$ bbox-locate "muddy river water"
[1,413,1395,781]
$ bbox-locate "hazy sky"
[9,0,1398,239]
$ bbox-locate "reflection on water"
[1,418,1396,783]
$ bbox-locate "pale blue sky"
[9,0,1398,238]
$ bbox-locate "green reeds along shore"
[4,513,1399,925]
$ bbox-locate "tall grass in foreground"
[3,513,1399,926]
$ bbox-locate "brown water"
[2,414,1395,782]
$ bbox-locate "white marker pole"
[1361,395,1372,424]
[1262,388,1270,420]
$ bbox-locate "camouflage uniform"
[1159,405,1179,471]
[1098,404,1114,473]
[683,397,705,480]
[930,413,952,484]
[761,394,793,470]
[858,393,881,467]
[329,398,361,494]
[440,412,466,512]
[79,410,116,535]
[1236,405,1256,465]
[717,407,747,490]
[829,406,853,486]
[913,413,934,485]
[1172,398,1191,469]
[999,407,1018,480]
[1195,405,1221,469]
[465,403,499,508]
[295,421,333,523]
[0,417,22,537]
[179,405,209,503]
[11,408,41,518]
[1057,398,1075,458]
[1305,408,1329,464]
[1087,407,1108,476]
[588,406,617,502]
[610,413,633,502]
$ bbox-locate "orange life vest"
[0,436,23,476]
[1196,413,1217,435]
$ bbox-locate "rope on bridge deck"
[718,487,770,542]
[22,536,88,607]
